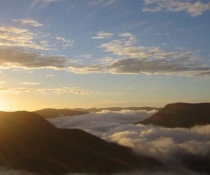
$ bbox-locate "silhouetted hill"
[138,103,210,128]
[0,111,161,174]
[35,108,88,118]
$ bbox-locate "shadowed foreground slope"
[0,111,161,174]
[138,103,210,128]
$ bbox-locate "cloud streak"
[40,0,61,4]
[21,82,41,85]
[13,18,44,27]
[92,31,114,39]
[0,86,92,95]
[88,0,117,6]
[143,0,210,17]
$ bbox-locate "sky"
[0,0,210,111]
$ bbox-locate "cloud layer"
[47,110,210,166]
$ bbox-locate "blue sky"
[0,0,210,111]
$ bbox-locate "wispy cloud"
[41,0,61,4]
[21,82,41,85]
[76,54,93,59]
[88,0,104,5]
[56,36,74,47]
[92,31,114,39]
[13,18,43,27]
[143,0,210,17]
[0,86,92,95]
[104,0,117,6]
[88,0,117,6]
[46,74,54,77]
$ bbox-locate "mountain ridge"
[138,102,210,128]
[34,107,160,118]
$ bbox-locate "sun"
[0,96,9,111]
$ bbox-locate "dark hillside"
[0,111,161,174]
[138,103,210,128]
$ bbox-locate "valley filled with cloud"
[46,110,210,175]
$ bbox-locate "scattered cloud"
[0,47,70,69]
[0,26,51,50]
[104,0,117,6]
[101,32,186,59]
[88,0,117,6]
[78,54,93,59]
[92,31,114,39]
[0,47,105,73]
[107,58,210,75]
[13,18,43,27]
[143,0,210,17]
[99,33,210,76]
[1,33,210,77]
[88,0,104,5]
[99,57,113,64]
[151,32,170,36]
[195,71,210,76]
[46,74,54,77]
[21,82,41,85]
[56,36,74,47]
[0,86,92,95]
[41,0,61,4]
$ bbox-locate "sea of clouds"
[46,110,210,175]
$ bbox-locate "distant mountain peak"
[137,102,210,128]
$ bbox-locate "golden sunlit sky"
[0,0,210,111]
